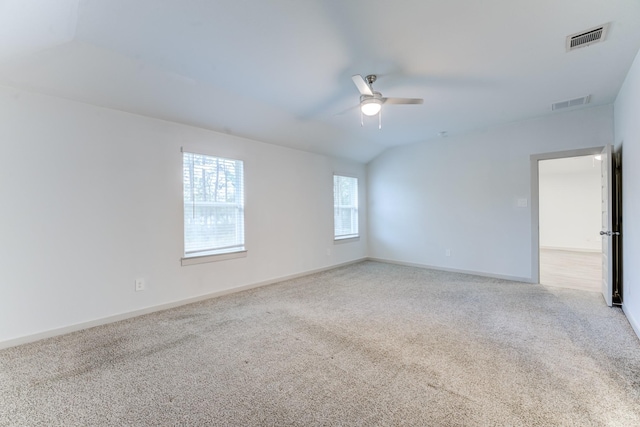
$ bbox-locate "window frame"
[181,149,246,266]
[333,174,359,241]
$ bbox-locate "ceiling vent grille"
[552,95,591,111]
[566,23,609,51]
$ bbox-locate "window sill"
[181,250,247,266]
[334,236,359,244]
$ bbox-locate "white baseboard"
[539,246,601,253]
[0,258,367,350]
[622,303,640,342]
[5,256,631,349]
[366,257,533,283]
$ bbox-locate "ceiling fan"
[350,74,423,128]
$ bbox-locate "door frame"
[530,147,604,284]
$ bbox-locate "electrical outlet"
[135,278,145,292]
[445,249,451,257]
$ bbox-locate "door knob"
[600,230,620,236]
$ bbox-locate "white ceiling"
[1,0,639,163]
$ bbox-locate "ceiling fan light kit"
[360,96,382,116]
[350,74,423,129]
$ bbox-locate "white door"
[601,144,614,306]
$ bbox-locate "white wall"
[367,105,613,281]
[539,158,601,251]
[0,86,367,345]
[614,48,640,338]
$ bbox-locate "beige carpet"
[1,261,639,426]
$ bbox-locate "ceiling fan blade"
[351,74,373,96]
[382,97,424,105]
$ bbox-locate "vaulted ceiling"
[2,0,639,162]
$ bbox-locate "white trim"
[182,151,246,264]
[334,236,359,243]
[0,258,367,350]
[530,146,605,284]
[182,149,243,165]
[181,250,247,266]
[332,172,359,180]
[539,246,601,253]
[333,174,359,240]
[367,257,533,283]
[622,303,640,342]
[180,145,246,163]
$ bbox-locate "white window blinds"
[183,152,245,257]
[334,175,359,239]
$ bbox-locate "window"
[183,151,245,259]
[333,175,358,240]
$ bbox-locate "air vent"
[566,23,609,51]
[552,95,591,111]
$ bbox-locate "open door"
[600,144,616,306]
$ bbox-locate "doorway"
[538,155,602,292]
[531,147,604,284]
[530,146,622,306]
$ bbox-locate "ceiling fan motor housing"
[360,91,382,103]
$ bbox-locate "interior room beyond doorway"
[538,155,602,292]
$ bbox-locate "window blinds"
[183,152,245,257]
[334,175,359,239]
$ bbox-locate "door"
[600,144,614,306]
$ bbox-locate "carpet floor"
[1,261,639,426]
